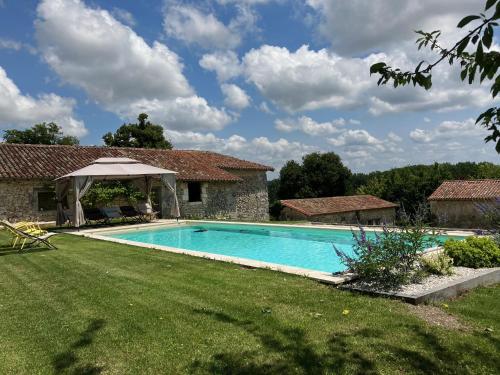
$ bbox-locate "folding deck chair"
[0,221,57,250]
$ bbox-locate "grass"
[0,230,498,374]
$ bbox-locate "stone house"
[0,144,273,222]
[280,195,397,225]
[428,179,500,228]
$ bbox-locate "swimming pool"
[105,223,464,274]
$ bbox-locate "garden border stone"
[340,267,500,304]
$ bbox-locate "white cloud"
[409,118,484,144]
[258,101,273,114]
[0,66,86,137]
[124,96,232,132]
[349,119,361,125]
[243,45,371,112]
[221,83,251,109]
[35,0,230,132]
[275,116,345,136]
[328,129,381,147]
[240,44,492,115]
[306,0,479,55]
[387,131,402,142]
[0,37,36,54]
[199,50,242,81]
[168,130,319,174]
[111,7,136,27]
[163,3,240,50]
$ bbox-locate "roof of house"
[0,143,273,182]
[428,179,500,201]
[280,195,398,216]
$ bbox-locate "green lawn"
[0,230,498,374]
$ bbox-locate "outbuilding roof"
[280,195,398,216]
[428,179,500,201]
[0,144,273,182]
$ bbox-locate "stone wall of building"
[175,170,269,221]
[430,200,494,228]
[281,206,396,225]
[0,179,60,222]
[0,169,270,222]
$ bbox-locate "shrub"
[334,221,440,288]
[444,237,500,268]
[420,252,454,276]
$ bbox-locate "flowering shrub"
[420,253,454,276]
[334,211,440,288]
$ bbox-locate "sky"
[0,0,498,178]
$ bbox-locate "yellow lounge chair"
[0,221,57,250]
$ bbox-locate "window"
[188,182,202,202]
[37,191,57,212]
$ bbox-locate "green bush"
[444,237,500,268]
[420,252,454,276]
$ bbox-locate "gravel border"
[342,267,500,303]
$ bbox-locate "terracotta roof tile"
[280,195,398,216]
[428,179,500,201]
[0,144,273,182]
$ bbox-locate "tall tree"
[103,113,172,149]
[2,122,79,145]
[370,0,500,152]
[302,152,352,197]
[277,152,352,199]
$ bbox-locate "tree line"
[269,152,500,219]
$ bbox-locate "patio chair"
[0,221,57,250]
[101,206,124,221]
[136,202,159,222]
[119,206,142,222]
[83,208,108,225]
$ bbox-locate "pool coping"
[65,219,472,286]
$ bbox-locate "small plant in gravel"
[334,206,440,289]
[420,253,454,276]
[444,236,500,268]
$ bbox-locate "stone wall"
[175,170,269,221]
[0,179,61,221]
[430,199,494,228]
[281,206,396,225]
[0,170,270,222]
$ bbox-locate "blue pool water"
[107,223,463,273]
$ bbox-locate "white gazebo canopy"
[55,157,180,227]
[58,157,177,180]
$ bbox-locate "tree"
[277,152,352,199]
[370,0,500,152]
[277,160,310,199]
[302,152,352,197]
[2,122,79,145]
[103,113,172,149]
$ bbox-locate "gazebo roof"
[57,157,177,180]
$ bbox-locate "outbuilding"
[280,195,398,225]
[428,179,500,228]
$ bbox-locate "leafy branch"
[370,0,500,152]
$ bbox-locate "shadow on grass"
[0,244,54,257]
[190,308,376,374]
[190,308,499,374]
[52,319,105,375]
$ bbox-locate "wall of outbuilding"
[430,199,495,228]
